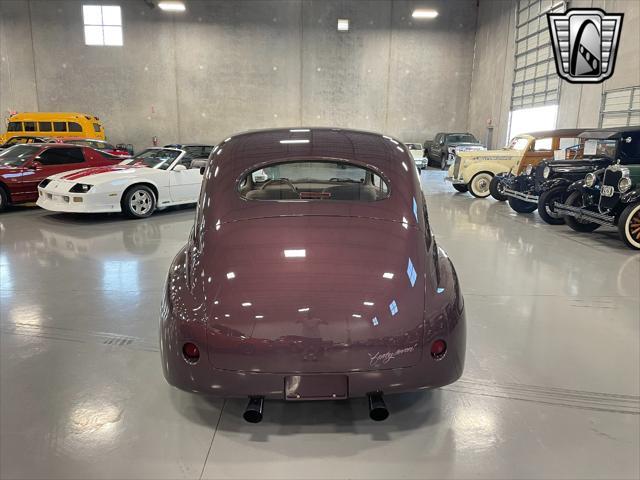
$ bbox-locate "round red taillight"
[430,339,447,360]
[183,342,200,363]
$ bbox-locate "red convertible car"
[160,128,466,422]
[0,143,122,211]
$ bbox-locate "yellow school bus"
[0,112,106,143]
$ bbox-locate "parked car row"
[0,140,216,216]
[444,126,640,250]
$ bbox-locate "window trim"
[82,4,123,47]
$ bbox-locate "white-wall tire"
[468,172,493,198]
[618,203,640,250]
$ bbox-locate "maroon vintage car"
[0,143,122,211]
[160,128,466,422]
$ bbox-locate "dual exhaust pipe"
[242,392,389,423]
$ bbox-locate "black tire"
[453,184,468,193]
[563,191,600,233]
[537,186,568,225]
[121,185,156,219]
[617,203,640,250]
[440,154,448,170]
[508,196,537,213]
[0,187,8,212]
[489,176,508,202]
[468,172,493,198]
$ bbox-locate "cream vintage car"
[445,135,534,197]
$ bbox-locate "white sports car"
[37,147,205,218]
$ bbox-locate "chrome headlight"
[618,176,632,193]
[69,183,93,193]
[543,166,551,179]
[585,172,596,187]
[525,164,533,175]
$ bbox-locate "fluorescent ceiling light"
[383,272,394,279]
[298,307,310,312]
[352,314,361,318]
[284,249,306,258]
[226,272,235,279]
[280,139,309,144]
[241,302,252,307]
[255,315,264,319]
[337,19,349,31]
[363,301,374,306]
[290,129,310,132]
[412,9,438,19]
[158,1,186,12]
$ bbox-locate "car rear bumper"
[37,187,121,213]
[161,310,465,399]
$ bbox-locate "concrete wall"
[468,0,640,147]
[0,0,478,148]
[466,0,516,148]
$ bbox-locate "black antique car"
[554,127,640,249]
[501,128,620,224]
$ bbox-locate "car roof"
[579,126,640,139]
[522,128,589,139]
[216,127,411,175]
[203,127,424,227]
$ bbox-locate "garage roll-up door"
[511,0,565,111]
[600,87,640,128]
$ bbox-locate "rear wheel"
[453,184,468,193]
[508,197,537,213]
[563,191,600,233]
[468,172,493,198]
[122,185,156,219]
[537,186,567,225]
[618,203,640,250]
[0,187,8,212]
[489,176,508,201]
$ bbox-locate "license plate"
[285,375,348,400]
[601,185,614,197]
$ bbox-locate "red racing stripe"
[61,164,144,181]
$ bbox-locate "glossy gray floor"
[1,170,639,479]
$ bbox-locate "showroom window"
[83,5,123,46]
[600,86,640,128]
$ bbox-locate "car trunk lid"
[199,215,428,373]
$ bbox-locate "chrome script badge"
[547,8,623,84]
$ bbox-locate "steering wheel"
[260,178,298,193]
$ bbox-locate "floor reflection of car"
[161,127,466,423]
[37,147,205,218]
[0,143,122,212]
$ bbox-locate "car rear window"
[238,161,390,201]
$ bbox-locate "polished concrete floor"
[1,169,639,479]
